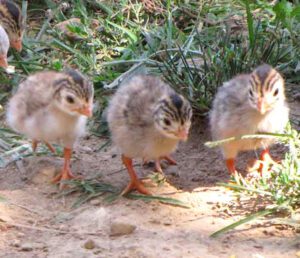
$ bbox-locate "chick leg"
[122,155,151,195]
[226,158,237,174]
[32,140,38,152]
[32,140,56,153]
[154,155,177,174]
[249,149,277,174]
[52,148,77,183]
[162,155,177,165]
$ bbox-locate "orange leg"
[249,149,277,174]
[52,148,77,184]
[226,158,237,174]
[122,155,151,195]
[32,140,56,153]
[32,140,38,152]
[154,155,177,174]
[44,142,56,153]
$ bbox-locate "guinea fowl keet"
[107,75,192,195]
[0,0,24,51]
[210,64,289,174]
[6,69,94,186]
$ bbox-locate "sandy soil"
[0,86,299,258]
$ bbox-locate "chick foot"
[122,155,151,195]
[154,155,177,174]
[248,149,278,174]
[32,139,56,153]
[52,148,80,187]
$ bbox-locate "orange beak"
[176,128,189,141]
[0,55,8,68]
[75,105,93,117]
[10,39,22,52]
[257,99,266,114]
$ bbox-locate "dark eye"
[273,88,279,96]
[249,89,253,97]
[66,96,75,104]
[163,118,171,126]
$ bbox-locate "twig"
[8,222,103,236]
[16,159,27,181]
[7,202,41,215]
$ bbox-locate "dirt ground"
[0,85,299,258]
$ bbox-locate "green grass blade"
[106,21,138,43]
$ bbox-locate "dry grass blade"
[126,193,191,208]
[210,208,276,238]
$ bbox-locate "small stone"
[110,222,136,236]
[11,239,21,247]
[17,232,25,238]
[89,199,102,206]
[20,243,34,251]
[296,251,300,257]
[83,239,96,250]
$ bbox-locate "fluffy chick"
[6,69,94,185]
[210,64,289,174]
[0,0,24,51]
[107,75,192,195]
[0,24,9,68]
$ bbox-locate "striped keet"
[6,69,94,186]
[210,64,289,174]
[107,75,192,195]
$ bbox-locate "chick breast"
[0,25,9,56]
[6,71,87,148]
[210,75,289,159]
[107,75,179,159]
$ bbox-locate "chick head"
[53,69,94,117]
[154,93,192,141]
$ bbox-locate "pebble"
[83,239,96,250]
[20,243,34,251]
[89,199,102,206]
[11,239,21,247]
[110,222,136,236]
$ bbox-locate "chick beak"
[257,99,266,114]
[0,55,8,68]
[11,39,22,52]
[176,128,189,141]
[76,105,93,117]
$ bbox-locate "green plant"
[206,124,300,237]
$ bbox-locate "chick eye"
[163,118,171,126]
[273,88,279,97]
[249,89,253,97]
[66,95,75,104]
